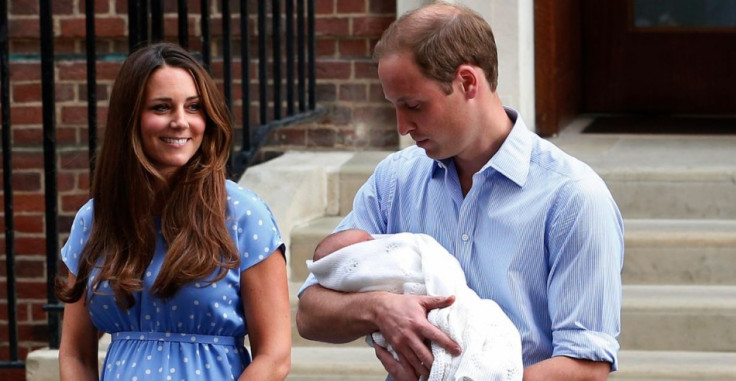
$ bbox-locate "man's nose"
[396,110,414,136]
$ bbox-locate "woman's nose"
[170,108,189,129]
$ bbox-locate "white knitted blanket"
[307,232,523,381]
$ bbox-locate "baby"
[307,229,523,381]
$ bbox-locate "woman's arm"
[58,273,99,381]
[238,250,292,381]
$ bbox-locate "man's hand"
[373,293,461,380]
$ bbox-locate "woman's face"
[140,65,206,180]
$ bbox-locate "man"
[297,3,624,380]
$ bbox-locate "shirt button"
[461,234,469,241]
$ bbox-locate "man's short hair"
[373,2,499,93]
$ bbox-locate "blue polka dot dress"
[61,180,284,380]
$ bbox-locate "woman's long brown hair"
[56,43,238,308]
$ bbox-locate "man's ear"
[456,65,478,98]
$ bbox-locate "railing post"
[40,0,61,350]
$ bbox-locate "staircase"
[270,123,736,380]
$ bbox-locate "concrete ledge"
[238,151,355,275]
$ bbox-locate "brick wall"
[0,1,396,379]
[261,0,398,156]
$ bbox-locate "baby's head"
[313,229,374,261]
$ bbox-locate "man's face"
[378,52,468,160]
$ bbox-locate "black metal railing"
[0,0,323,370]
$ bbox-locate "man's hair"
[373,2,498,93]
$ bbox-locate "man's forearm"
[523,356,610,381]
[296,284,381,343]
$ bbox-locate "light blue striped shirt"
[301,108,624,370]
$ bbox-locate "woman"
[56,43,291,380]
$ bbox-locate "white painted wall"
[395,0,536,147]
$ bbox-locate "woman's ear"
[456,65,478,98]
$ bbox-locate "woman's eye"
[188,103,201,111]
[152,104,169,112]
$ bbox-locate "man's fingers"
[375,345,418,381]
[423,294,456,310]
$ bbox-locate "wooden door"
[582,0,736,114]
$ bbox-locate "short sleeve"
[60,199,95,276]
[225,181,285,272]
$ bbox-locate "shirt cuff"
[552,329,620,371]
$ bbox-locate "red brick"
[353,16,394,37]
[354,59,378,78]
[315,0,334,14]
[316,38,337,57]
[315,17,349,36]
[13,194,46,213]
[57,152,89,171]
[0,367,26,381]
[56,84,77,103]
[339,83,367,102]
[56,126,82,145]
[339,39,369,57]
[14,215,44,234]
[15,259,45,278]
[9,62,42,82]
[60,16,126,38]
[53,0,74,15]
[316,61,351,79]
[78,83,110,102]
[61,106,89,124]
[10,106,43,125]
[57,172,77,192]
[61,194,90,214]
[14,237,46,256]
[30,302,47,321]
[79,0,111,14]
[337,0,365,13]
[8,18,39,38]
[12,83,41,103]
[268,127,306,146]
[354,105,395,126]
[78,172,91,191]
[12,172,42,192]
[97,61,123,80]
[307,127,336,147]
[12,128,42,146]
[57,62,87,81]
[326,105,352,126]
[369,83,386,102]
[9,0,39,15]
[369,0,397,14]
[315,83,337,102]
[11,152,43,170]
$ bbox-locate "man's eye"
[406,104,420,110]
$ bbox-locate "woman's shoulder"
[224,179,274,218]
[72,199,96,223]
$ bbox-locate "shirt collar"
[433,107,532,187]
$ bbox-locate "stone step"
[620,285,736,352]
[551,134,736,220]
[325,148,736,220]
[286,347,736,380]
[289,217,736,285]
[289,282,736,352]
[623,219,736,285]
